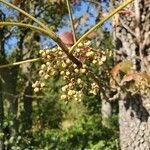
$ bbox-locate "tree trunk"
[119,93,150,149]
[22,81,33,136]
[113,0,150,149]
[3,67,19,137]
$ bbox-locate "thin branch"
[0,58,40,69]
[66,0,77,42]
[70,0,134,52]
[0,22,52,37]
[0,91,44,99]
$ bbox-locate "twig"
[109,92,120,101]
[0,58,40,69]
[0,91,44,99]
[66,0,77,42]
[0,22,53,37]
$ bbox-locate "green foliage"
[33,114,118,150]
[32,76,65,129]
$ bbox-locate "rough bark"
[112,0,150,149]
[119,93,150,150]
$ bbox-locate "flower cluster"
[32,40,112,102]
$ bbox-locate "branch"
[0,22,52,37]
[0,58,40,69]
[70,0,134,52]
[0,91,44,99]
[66,0,77,42]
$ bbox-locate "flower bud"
[61,95,67,100]
[80,68,86,73]
[74,69,79,73]
[66,59,71,64]
[66,71,70,76]
[40,83,45,88]
[34,87,40,93]
[86,51,94,57]
[62,63,67,68]
[101,55,106,62]
[44,74,50,79]
[92,60,97,64]
[39,70,44,76]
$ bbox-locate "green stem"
[0,58,41,69]
[69,0,133,52]
[0,0,58,41]
[0,22,53,37]
[66,0,77,42]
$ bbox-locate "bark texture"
[119,93,150,150]
[113,0,150,149]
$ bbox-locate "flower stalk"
[0,58,40,69]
